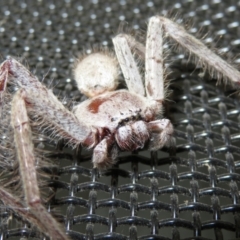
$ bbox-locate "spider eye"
[73,52,119,98]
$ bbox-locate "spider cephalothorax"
[75,86,173,168]
[0,15,239,240]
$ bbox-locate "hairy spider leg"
[145,16,165,100]
[154,16,240,87]
[0,59,96,148]
[0,89,70,240]
[113,19,165,101]
[112,35,145,96]
[0,187,52,238]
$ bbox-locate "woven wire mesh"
[0,0,240,239]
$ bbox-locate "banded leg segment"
[11,90,70,240]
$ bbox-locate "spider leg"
[113,20,165,100]
[152,16,240,87]
[118,34,146,59]
[0,187,56,238]
[145,17,165,101]
[0,59,97,147]
[113,22,173,150]
[7,90,70,240]
[144,18,174,149]
[147,119,174,150]
[92,137,118,169]
[112,34,145,96]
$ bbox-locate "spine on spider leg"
[158,16,240,87]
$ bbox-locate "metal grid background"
[0,0,240,239]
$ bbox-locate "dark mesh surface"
[0,0,240,239]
